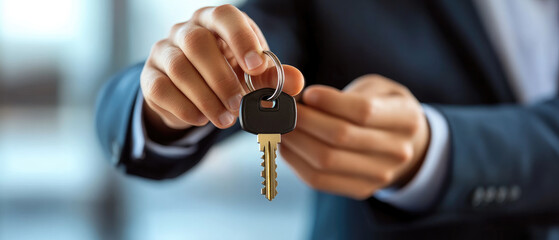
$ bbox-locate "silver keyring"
[244,50,284,101]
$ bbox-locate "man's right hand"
[140,4,305,136]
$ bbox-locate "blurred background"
[0,0,313,239]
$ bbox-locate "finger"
[342,74,404,95]
[148,49,235,128]
[301,85,368,125]
[360,96,423,133]
[282,128,396,183]
[217,38,236,64]
[144,98,196,129]
[171,26,246,112]
[302,85,419,131]
[140,67,208,126]
[279,145,381,200]
[193,5,267,74]
[296,104,410,156]
[248,64,305,96]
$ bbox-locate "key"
[240,88,297,201]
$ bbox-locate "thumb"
[245,64,305,96]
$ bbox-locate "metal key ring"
[244,50,285,101]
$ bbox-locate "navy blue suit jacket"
[96,0,559,238]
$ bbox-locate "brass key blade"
[258,134,280,201]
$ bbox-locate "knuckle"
[356,99,374,126]
[166,55,187,78]
[331,124,352,146]
[212,74,239,89]
[400,85,412,95]
[378,171,395,185]
[196,98,215,112]
[212,5,256,48]
[161,117,185,129]
[407,117,421,135]
[316,150,336,171]
[395,143,414,163]
[159,117,175,127]
[170,22,185,36]
[144,76,167,101]
[358,74,385,85]
[306,173,324,190]
[191,118,209,127]
[407,107,424,134]
[229,27,256,47]
[142,98,156,109]
[182,27,213,50]
[365,73,383,81]
[171,22,183,30]
[372,74,398,88]
[151,39,167,53]
[191,7,206,20]
[174,108,199,124]
[197,97,224,118]
[212,4,240,19]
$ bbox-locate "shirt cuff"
[374,104,450,212]
[131,92,215,160]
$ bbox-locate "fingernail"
[228,94,242,111]
[219,112,235,126]
[244,51,263,70]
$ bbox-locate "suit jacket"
[96,0,559,239]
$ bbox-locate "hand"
[140,4,305,138]
[280,75,430,200]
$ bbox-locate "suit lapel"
[426,0,516,103]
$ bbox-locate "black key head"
[239,88,297,134]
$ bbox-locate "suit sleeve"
[95,0,308,180]
[95,62,225,180]
[433,97,559,214]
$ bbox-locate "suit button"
[111,140,121,165]
[509,185,521,202]
[485,186,496,203]
[496,186,507,203]
[472,187,485,207]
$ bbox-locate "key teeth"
[257,138,280,201]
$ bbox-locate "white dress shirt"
[131,0,559,211]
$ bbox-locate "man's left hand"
[280,74,430,200]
